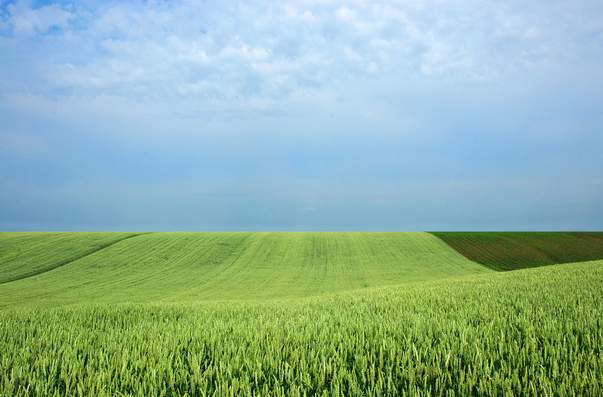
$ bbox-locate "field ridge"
[0,233,147,284]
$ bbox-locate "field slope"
[0,232,489,308]
[0,232,602,395]
[0,232,140,284]
[432,231,603,270]
[0,260,601,396]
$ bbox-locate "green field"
[0,232,490,307]
[0,232,140,284]
[432,232,603,270]
[0,232,602,395]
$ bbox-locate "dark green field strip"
[0,232,490,307]
[431,232,603,270]
[0,232,143,284]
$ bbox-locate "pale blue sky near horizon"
[1,0,602,231]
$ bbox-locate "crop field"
[0,232,491,307]
[433,232,603,270]
[0,232,140,284]
[0,232,602,395]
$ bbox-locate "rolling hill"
[0,232,602,395]
[0,232,490,308]
[0,232,140,284]
[0,257,601,396]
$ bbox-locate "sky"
[1,0,602,231]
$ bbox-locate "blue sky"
[1,0,602,231]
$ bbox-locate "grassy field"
[1,261,601,396]
[0,232,489,307]
[432,231,603,270]
[0,232,602,395]
[0,232,140,284]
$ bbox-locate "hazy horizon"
[1,0,602,231]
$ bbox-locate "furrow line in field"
[0,233,149,285]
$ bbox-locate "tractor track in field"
[0,233,150,285]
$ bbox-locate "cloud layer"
[1,0,602,230]
[2,0,602,119]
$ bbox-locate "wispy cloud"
[2,0,601,120]
[1,0,602,230]
[5,0,72,34]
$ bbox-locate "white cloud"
[1,0,602,124]
[335,6,354,22]
[301,10,317,23]
[7,0,72,34]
